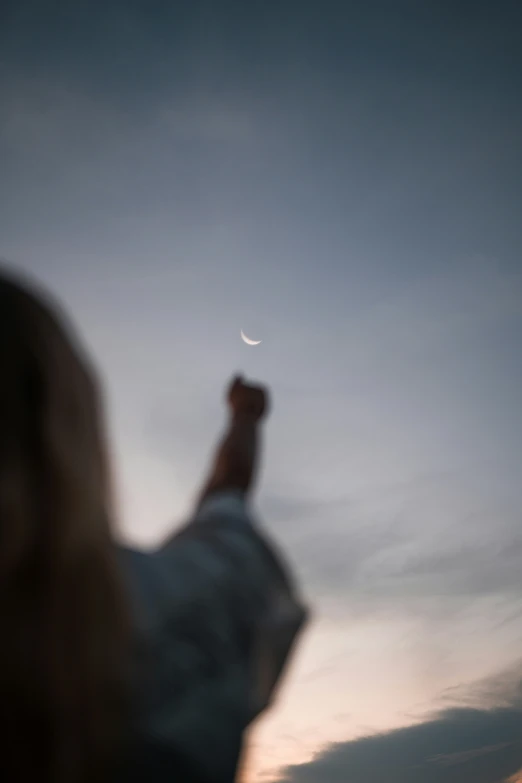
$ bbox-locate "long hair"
[0,267,130,782]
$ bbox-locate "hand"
[227,375,269,421]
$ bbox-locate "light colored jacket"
[119,491,308,782]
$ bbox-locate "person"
[0,266,308,783]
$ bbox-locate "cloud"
[427,742,512,766]
[270,661,522,783]
[259,469,522,616]
[435,661,522,713]
[274,703,522,783]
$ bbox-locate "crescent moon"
[241,329,262,346]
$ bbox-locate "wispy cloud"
[274,672,522,782]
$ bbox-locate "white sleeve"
[195,490,249,522]
[140,491,308,781]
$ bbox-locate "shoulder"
[196,489,248,520]
[116,492,254,626]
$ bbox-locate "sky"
[1,1,522,780]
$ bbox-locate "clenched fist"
[227,375,270,421]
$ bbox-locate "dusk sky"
[2,1,522,781]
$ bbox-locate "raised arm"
[127,376,307,783]
[197,375,268,505]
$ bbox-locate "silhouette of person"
[0,266,308,783]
